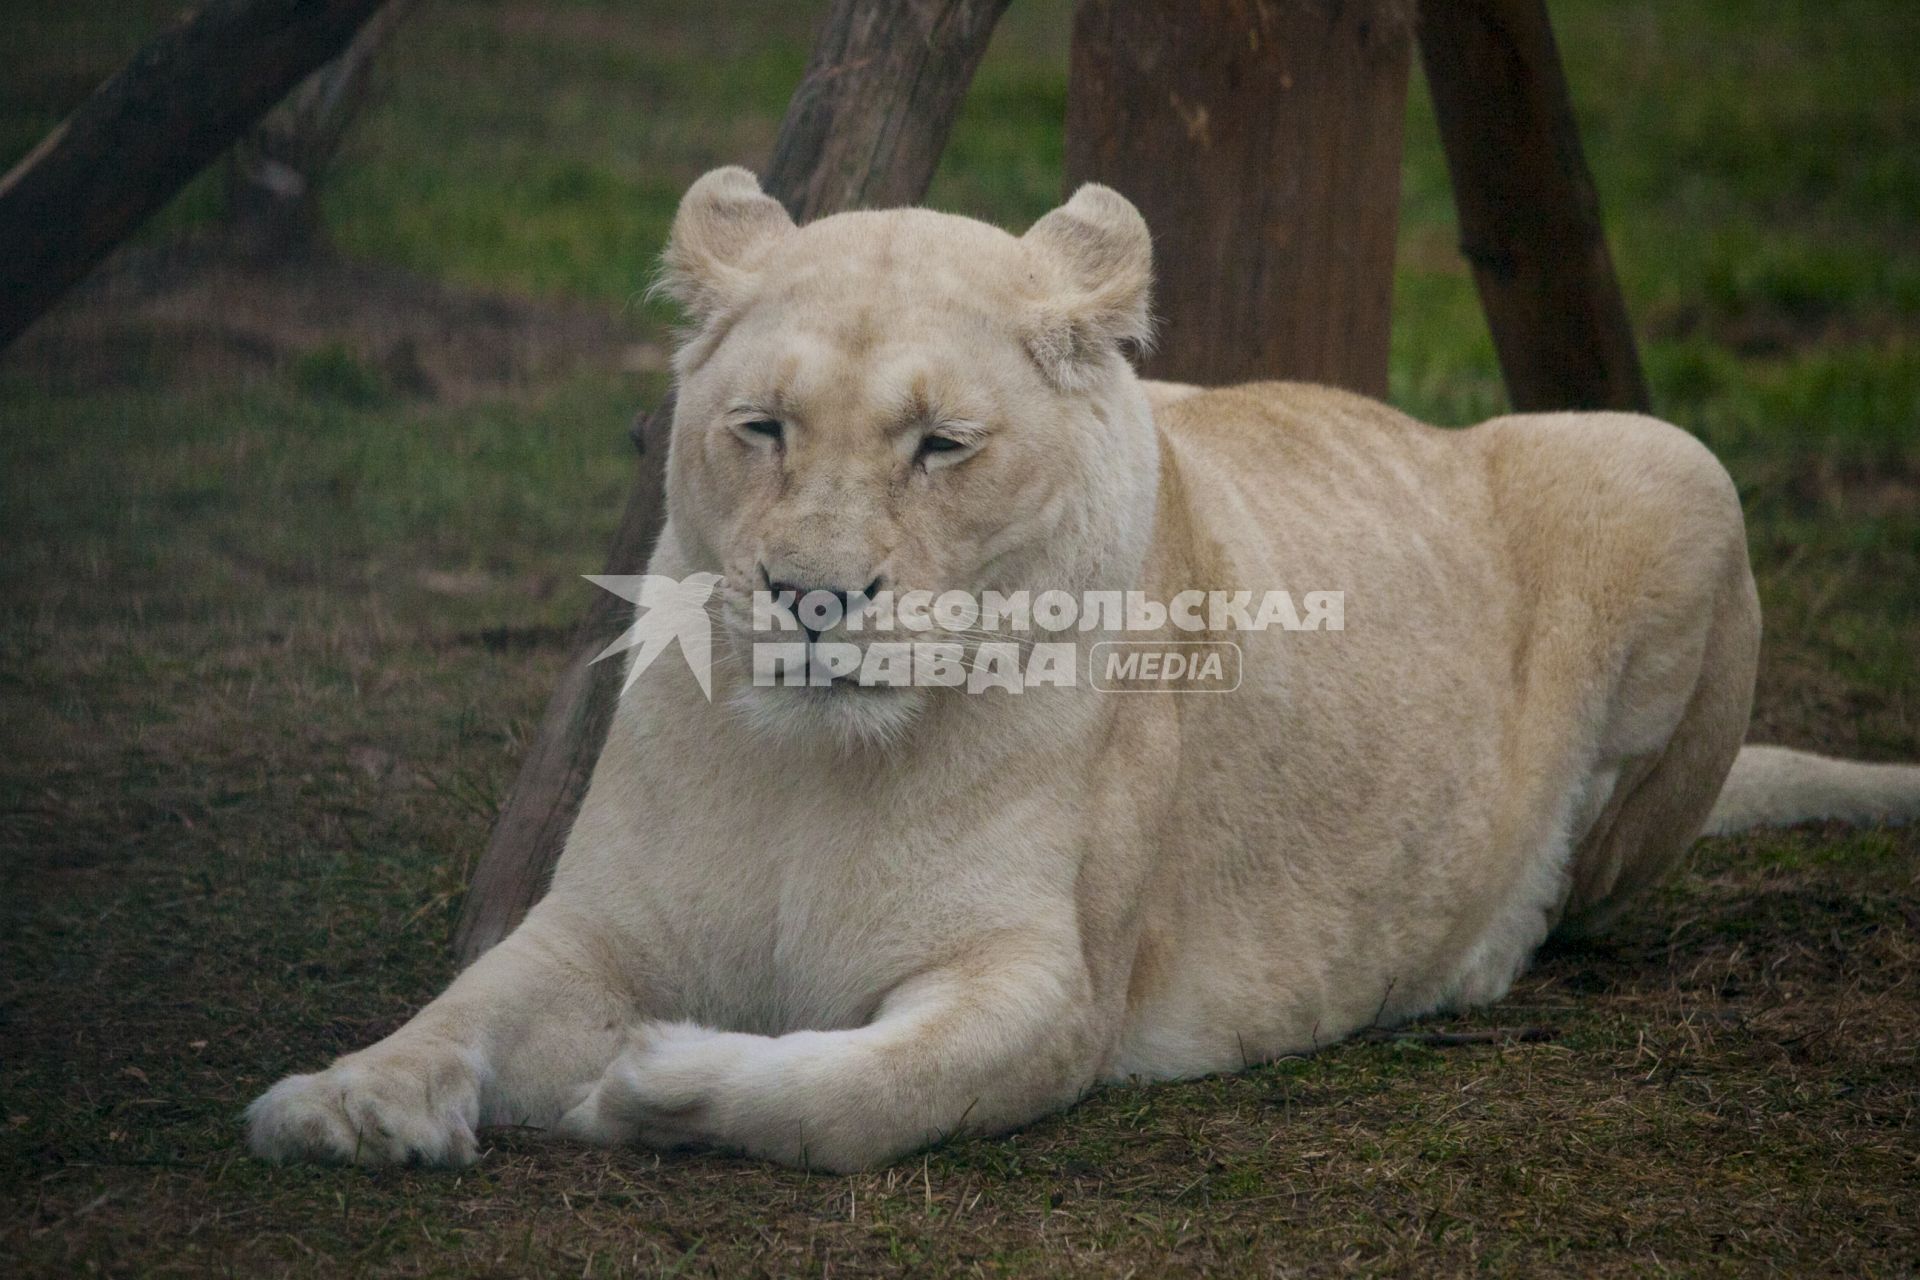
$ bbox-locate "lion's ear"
[1021,184,1155,387]
[658,167,795,323]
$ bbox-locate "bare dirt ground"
[6,236,660,404]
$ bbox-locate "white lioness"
[248,170,1920,1171]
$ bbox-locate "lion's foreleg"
[556,942,1108,1171]
[246,902,635,1166]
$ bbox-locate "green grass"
[2,0,1917,1274]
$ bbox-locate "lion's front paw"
[245,1048,482,1167]
[556,1022,878,1170]
[555,1021,750,1152]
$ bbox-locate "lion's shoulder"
[1149,379,1439,464]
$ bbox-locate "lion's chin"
[727,682,926,751]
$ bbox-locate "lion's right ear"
[1020,184,1155,388]
[658,167,795,323]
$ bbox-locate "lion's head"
[657,167,1160,745]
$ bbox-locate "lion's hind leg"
[1464,411,1761,948]
[1556,548,1760,937]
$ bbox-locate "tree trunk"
[453,0,1013,965]
[0,0,392,351]
[761,0,1012,221]
[225,0,419,261]
[1416,0,1649,412]
[1063,0,1415,394]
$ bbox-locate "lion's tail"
[1704,744,1920,836]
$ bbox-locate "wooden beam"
[762,0,1012,221]
[0,0,392,350]
[225,0,419,259]
[1064,0,1415,395]
[1416,0,1649,412]
[453,0,1013,965]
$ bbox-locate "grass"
[2,0,1917,1274]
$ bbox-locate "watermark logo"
[586,573,721,698]
[585,578,1340,696]
[1090,641,1242,693]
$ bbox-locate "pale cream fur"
[248,170,1920,1171]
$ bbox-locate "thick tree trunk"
[1416,0,1649,412]
[0,0,391,351]
[453,0,1013,964]
[1063,0,1416,395]
[225,0,419,261]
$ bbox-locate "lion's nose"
[765,574,884,639]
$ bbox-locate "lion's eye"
[917,433,969,461]
[737,418,783,445]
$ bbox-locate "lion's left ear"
[658,167,796,324]
[1020,184,1155,387]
